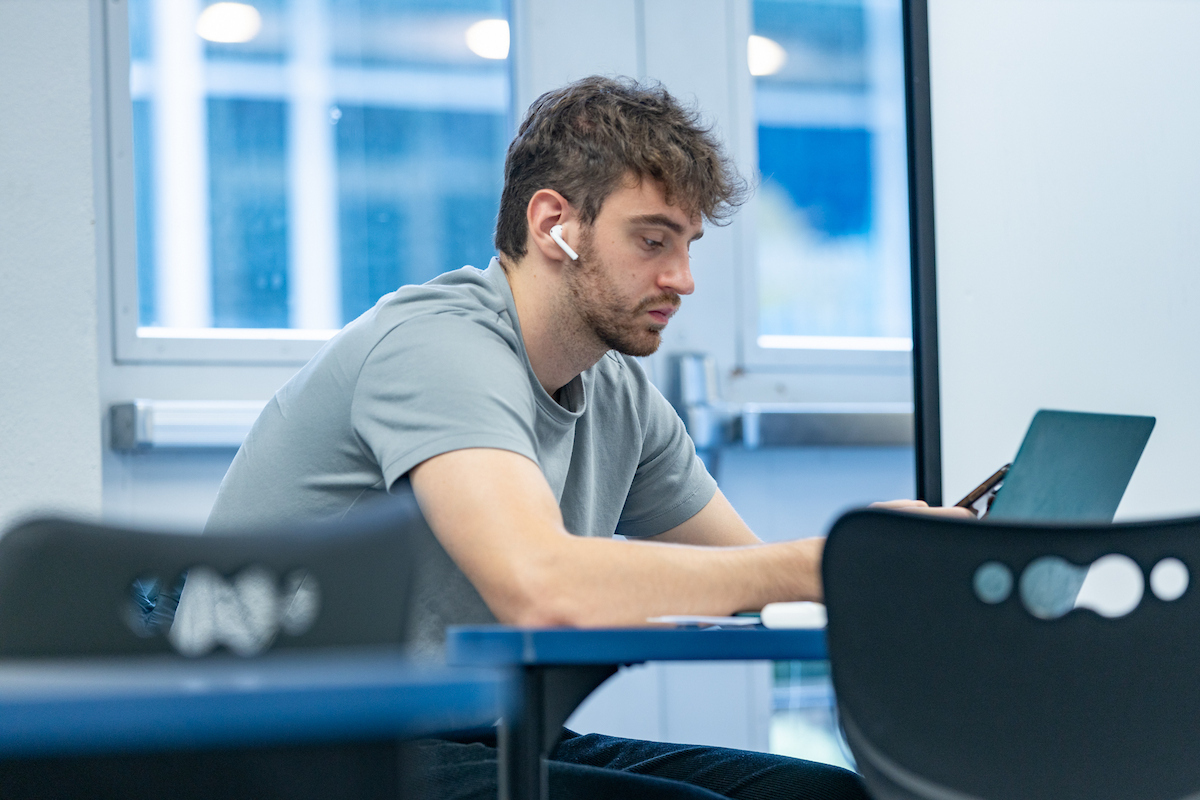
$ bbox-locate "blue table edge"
[0,651,513,759]
[445,625,828,666]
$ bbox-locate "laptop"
[966,409,1156,523]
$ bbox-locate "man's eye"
[643,238,664,249]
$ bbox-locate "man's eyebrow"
[627,214,703,241]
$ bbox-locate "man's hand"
[870,499,976,519]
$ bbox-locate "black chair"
[824,508,1200,800]
[0,491,441,800]
[0,491,433,658]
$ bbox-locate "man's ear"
[526,189,577,264]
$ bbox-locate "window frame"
[102,0,922,406]
[736,0,915,378]
[104,0,513,365]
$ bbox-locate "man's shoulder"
[330,265,519,359]
[373,266,511,330]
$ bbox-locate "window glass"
[128,0,509,332]
[752,0,911,351]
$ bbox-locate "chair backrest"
[824,508,1200,800]
[0,492,434,658]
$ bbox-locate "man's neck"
[501,255,607,398]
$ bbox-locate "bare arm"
[408,447,823,628]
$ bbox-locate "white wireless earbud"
[549,224,579,261]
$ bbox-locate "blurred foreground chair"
[824,508,1200,800]
[0,491,465,800]
[0,493,431,658]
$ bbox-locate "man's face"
[562,179,702,358]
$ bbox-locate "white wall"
[928,0,1200,519]
[0,0,104,529]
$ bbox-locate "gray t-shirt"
[206,259,716,654]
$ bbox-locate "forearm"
[410,448,822,629]
[499,532,824,628]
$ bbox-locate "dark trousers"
[412,729,870,800]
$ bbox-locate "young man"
[207,76,954,798]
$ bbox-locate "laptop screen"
[986,409,1155,523]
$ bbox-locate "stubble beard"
[564,230,680,358]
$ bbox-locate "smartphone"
[955,464,1011,519]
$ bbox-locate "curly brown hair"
[494,75,748,261]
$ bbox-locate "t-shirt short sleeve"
[351,313,540,490]
[613,360,717,538]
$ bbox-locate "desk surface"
[445,625,827,666]
[0,649,510,758]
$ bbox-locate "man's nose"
[659,251,695,296]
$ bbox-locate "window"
[747,0,912,368]
[116,0,510,362]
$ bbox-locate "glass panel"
[752,0,912,350]
[128,0,509,333]
[771,660,854,770]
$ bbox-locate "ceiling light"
[748,34,787,77]
[465,19,510,60]
[196,2,263,44]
